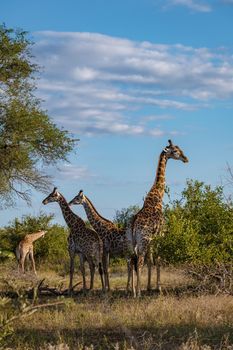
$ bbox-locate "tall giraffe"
[16,230,47,275]
[127,140,188,297]
[42,188,105,292]
[69,191,130,291]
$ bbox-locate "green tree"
[114,205,140,228]
[0,24,76,206]
[0,212,54,252]
[157,180,233,264]
[0,213,69,268]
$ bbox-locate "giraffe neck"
[154,151,168,196]
[145,151,168,206]
[28,231,45,243]
[58,194,85,229]
[82,196,113,231]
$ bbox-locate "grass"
[0,262,233,349]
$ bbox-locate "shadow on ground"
[10,323,233,349]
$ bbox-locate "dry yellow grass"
[0,263,233,349]
[0,262,192,292]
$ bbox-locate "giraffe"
[16,230,47,275]
[69,191,131,291]
[127,140,188,297]
[42,188,105,293]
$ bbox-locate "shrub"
[0,213,69,269]
[156,180,233,264]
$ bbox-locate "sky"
[1,0,233,226]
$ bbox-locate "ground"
[0,262,232,349]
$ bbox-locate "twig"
[0,300,65,330]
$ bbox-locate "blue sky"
[1,0,233,226]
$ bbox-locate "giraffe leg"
[19,252,27,274]
[126,259,131,292]
[15,247,20,272]
[147,259,152,292]
[156,256,162,293]
[89,261,95,290]
[136,267,142,297]
[17,256,21,274]
[68,253,75,294]
[19,257,23,274]
[29,249,37,275]
[25,253,30,272]
[136,255,144,297]
[99,262,105,291]
[130,256,136,298]
[103,252,110,291]
[106,252,110,291]
[79,256,87,291]
[18,247,28,274]
[147,252,153,291]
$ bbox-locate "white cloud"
[162,0,233,11]
[165,0,212,12]
[33,31,233,137]
[53,164,95,181]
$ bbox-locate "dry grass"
[0,263,233,349]
[0,262,192,292]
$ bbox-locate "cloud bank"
[33,31,233,137]
[167,0,212,12]
[162,0,233,12]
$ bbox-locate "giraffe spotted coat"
[42,188,104,292]
[69,191,130,290]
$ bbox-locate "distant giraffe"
[69,191,130,291]
[42,188,105,293]
[127,140,188,297]
[16,230,47,275]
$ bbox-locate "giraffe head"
[69,190,85,206]
[42,187,62,205]
[163,140,188,163]
[39,230,47,238]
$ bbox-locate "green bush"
[156,180,233,264]
[114,205,140,228]
[0,213,69,269]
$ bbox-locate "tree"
[114,205,140,228]
[0,24,76,206]
[157,180,233,264]
[0,213,69,269]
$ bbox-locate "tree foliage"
[156,180,233,264]
[114,205,140,228]
[0,213,69,267]
[0,24,76,206]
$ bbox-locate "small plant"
[0,281,65,347]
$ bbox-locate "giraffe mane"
[85,196,114,224]
[59,192,87,226]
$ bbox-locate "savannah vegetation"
[0,24,232,349]
[0,179,232,349]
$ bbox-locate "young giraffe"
[127,140,188,297]
[42,188,105,293]
[16,230,47,275]
[69,191,130,291]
